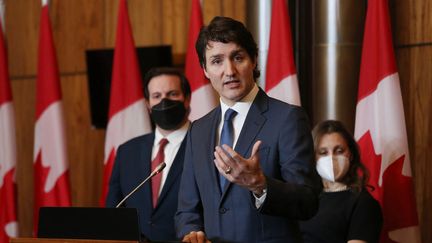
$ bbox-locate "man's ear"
[184,96,191,110]
[144,99,151,111]
[203,67,210,79]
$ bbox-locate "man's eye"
[211,59,221,65]
[234,55,244,62]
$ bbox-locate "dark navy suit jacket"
[106,133,187,242]
[175,89,322,243]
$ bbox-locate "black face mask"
[150,98,187,130]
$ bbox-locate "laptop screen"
[38,207,140,241]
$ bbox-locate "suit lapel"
[221,89,268,196]
[139,134,155,213]
[234,89,268,157]
[208,108,224,196]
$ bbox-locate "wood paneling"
[61,74,105,207]
[5,0,40,77]
[50,0,105,72]
[12,77,36,237]
[392,0,432,240]
[396,46,432,243]
[392,0,432,45]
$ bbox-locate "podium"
[29,207,142,243]
[11,238,138,243]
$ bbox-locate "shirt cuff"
[253,188,267,208]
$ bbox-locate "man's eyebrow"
[230,49,246,56]
[208,53,223,59]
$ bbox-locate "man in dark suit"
[175,16,322,243]
[106,67,191,242]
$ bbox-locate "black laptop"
[38,207,141,241]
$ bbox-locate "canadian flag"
[185,0,218,121]
[0,1,19,241]
[33,0,71,234]
[265,0,300,106]
[354,0,421,242]
[100,0,152,205]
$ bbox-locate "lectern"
[11,207,141,243]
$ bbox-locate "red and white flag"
[100,0,152,205]
[185,0,218,121]
[265,0,300,106]
[0,1,19,241]
[34,0,71,233]
[354,0,421,242]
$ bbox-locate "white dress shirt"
[152,121,190,196]
[217,84,267,207]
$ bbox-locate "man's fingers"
[197,231,207,243]
[250,140,262,160]
[213,152,228,175]
[215,146,237,168]
[182,231,208,243]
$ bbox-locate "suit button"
[219,208,227,214]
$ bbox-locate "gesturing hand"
[214,140,266,195]
[182,231,211,243]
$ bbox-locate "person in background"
[106,67,191,242]
[175,16,322,243]
[300,120,383,243]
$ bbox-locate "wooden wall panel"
[393,0,432,45]
[396,46,432,243]
[5,0,40,77]
[392,0,432,241]
[104,0,165,48]
[203,0,246,24]
[128,0,164,46]
[61,74,105,207]
[12,78,36,237]
[50,0,105,73]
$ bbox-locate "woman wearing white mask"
[300,120,382,243]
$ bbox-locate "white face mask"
[316,155,350,182]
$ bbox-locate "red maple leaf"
[0,168,17,242]
[33,151,70,234]
[358,131,419,243]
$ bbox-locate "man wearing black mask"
[106,67,191,242]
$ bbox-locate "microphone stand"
[116,162,166,208]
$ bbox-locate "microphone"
[115,162,166,208]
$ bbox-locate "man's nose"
[224,60,236,76]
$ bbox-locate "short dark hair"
[143,67,191,99]
[312,120,370,192]
[195,16,260,79]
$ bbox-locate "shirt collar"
[220,84,259,118]
[154,121,190,146]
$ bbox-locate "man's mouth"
[223,80,240,85]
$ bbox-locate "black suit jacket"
[106,133,187,242]
[175,89,322,243]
